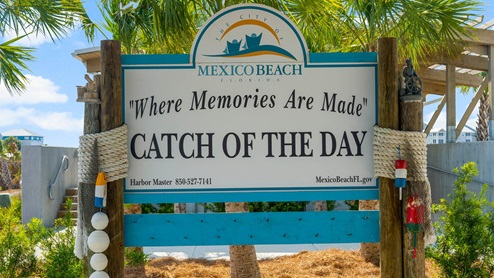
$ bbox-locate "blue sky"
[0,1,493,147]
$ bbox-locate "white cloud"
[0,75,67,105]
[0,107,82,132]
[3,28,52,47]
[31,111,83,132]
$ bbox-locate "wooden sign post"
[100,40,124,277]
[400,66,426,277]
[378,37,403,277]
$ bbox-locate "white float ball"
[89,271,109,278]
[91,212,109,230]
[88,231,110,253]
[90,253,108,271]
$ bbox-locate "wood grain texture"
[100,40,124,278]
[400,100,425,278]
[378,38,403,277]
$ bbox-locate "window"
[466,133,471,137]
[438,132,444,136]
[466,139,471,142]
[432,132,436,136]
[438,139,444,144]
[433,139,437,144]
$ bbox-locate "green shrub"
[141,203,174,213]
[37,199,83,278]
[0,199,38,278]
[202,201,309,212]
[426,162,494,277]
[125,247,149,266]
[326,200,338,211]
[249,201,308,212]
[344,200,359,210]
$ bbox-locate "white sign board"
[123,4,377,193]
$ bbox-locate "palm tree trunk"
[359,200,380,266]
[225,202,261,278]
[0,157,12,190]
[476,91,489,141]
[313,201,327,211]
[174,203,186,213]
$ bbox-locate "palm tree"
[99,0,480,271]
[0,140,12,191]
[2,137,22,189]
[0,0,98,95]
[325,0,480,265]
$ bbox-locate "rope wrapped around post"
[373,125,427,181]
[373,125,436,245]
[78,124,128,184]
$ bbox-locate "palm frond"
[0,36,35,95]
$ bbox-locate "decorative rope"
[78,124,128,183]
[373,125,435,245]
[373,125,427,181]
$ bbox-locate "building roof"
[428,127,475,134]
[1,128,42,137]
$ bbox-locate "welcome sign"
[123,4,377,193]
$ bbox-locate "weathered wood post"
[81,92,100,276]
[100,40,124,277]
[400,60,426,278]
[76,71,101,276]
[378,37,403,277]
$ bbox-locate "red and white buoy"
[395,149,407,200]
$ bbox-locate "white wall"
[427,142,494,204]
[21,145,78,227]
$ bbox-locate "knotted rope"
[373,125,427,181]
[373,125,435,245]
[78,124,128,183]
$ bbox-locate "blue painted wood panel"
[124,189,379,204]
[124,210,379,247]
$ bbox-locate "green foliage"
[344,200,359,210]
[0,198,83,277]
[249,201,308,212]
[141,203,174,213]
[125,247,149,266]
[101,0,480,70]
[203,202,308,212]
[9,196,21,219]
[426,162,494,277]
[0,198,38,278]
[0,0,98,95]
[326,200,338,211]
[37,198,83,278]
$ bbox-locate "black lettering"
[130,133,146,159]
[190,90,207,110]
[337,132,353,156]
[222,133,241,158]
[320,132,337,156]
[351,131,366,156]
[262,132,278,157]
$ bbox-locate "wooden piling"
[378,37,403,277]
[100,40,124,277]
[400,76,426,278]
[80,76,100,276]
